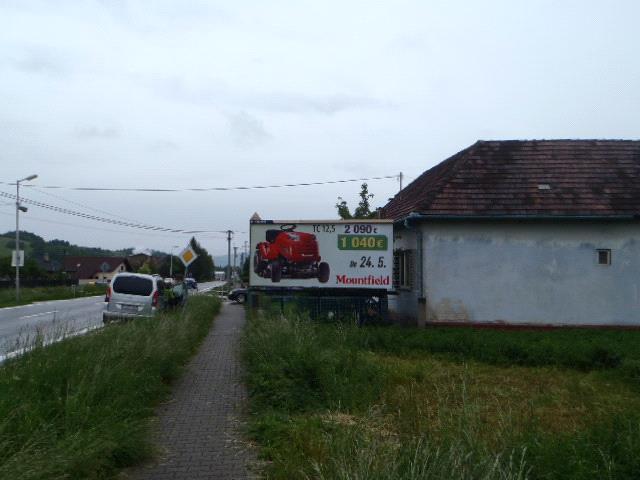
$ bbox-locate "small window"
[597,249,611,266]
[393,249,415,289]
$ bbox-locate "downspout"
[403,213,426,324]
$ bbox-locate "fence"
[248,287,389,325]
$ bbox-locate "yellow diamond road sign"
[179,246,198,267]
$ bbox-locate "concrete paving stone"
[125,302,259,479]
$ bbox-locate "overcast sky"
[1,0,639,258]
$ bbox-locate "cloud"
[225,111,271,148]
[75,126,120,139]
[149,140,179,151]
[248,93,389,114]
[10,47,69,75]
[149,76,389,115]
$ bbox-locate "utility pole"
[226,230,233,281]
[15,174,37,302]
[233,246,238,282]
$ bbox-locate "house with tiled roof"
[382,140,640,327]
[63,256,131,284]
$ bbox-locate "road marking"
[19,311,58,320]
[0,323,103,364]
[34,295,103,306]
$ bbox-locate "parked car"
[164,277,175,286]
[103,273,165,323]
[228,288,247,303]
[185,277,198,290]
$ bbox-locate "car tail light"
[105,286,111,301]
[152,290,159,307]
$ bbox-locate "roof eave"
[395,212,639,225]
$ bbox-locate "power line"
[0,190,236,235]
[29,186,144,224]
[0,175,398,192]
[0,209,228,239]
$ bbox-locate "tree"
[335,183,379,219]
[138,261,153,274]
[185,237,215,282]
[241,257,250,285]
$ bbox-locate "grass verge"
[0,284,107,308]
[0,294,220,479]
[243,313,640,479]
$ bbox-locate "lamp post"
[170,245,179,278]
[15,174,38,302]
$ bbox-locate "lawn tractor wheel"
[271,261,282,283]
[254,251,266,275]
[318,262,330,283]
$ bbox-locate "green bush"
[0,295,220,479]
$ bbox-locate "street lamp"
[170,245,179,278]
[15,174,38,302]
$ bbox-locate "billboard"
[250,220,393,290]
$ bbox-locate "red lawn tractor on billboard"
[253,224,330,283]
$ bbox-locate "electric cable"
[0,209,228,240]
[0,190,238,235]
[0,174,398,192]
[29,186,144,224]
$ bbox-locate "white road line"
[19,311,58,320]
[34,295,103,306]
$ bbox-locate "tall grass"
[0,295,220,480]
[243,313,640,479]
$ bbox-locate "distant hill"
[0,231,132,262]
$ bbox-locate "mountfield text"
[335,275,390,286]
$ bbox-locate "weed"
[0,295,220,479]
[243,311,640,479]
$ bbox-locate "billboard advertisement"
[250,220,393,290]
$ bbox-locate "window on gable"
[597,249,611,266]
[393,249,415,289]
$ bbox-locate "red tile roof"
[62,256,130,279]
[382,140,640,220]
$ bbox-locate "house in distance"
[383,140,640,327]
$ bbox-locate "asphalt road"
[0,280,226,359]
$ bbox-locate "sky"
[0,0,639,257]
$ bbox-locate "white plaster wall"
[419,221,640,326]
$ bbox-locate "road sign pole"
[226,230,233,282]
[233,246,238,282]
[15,181,20,302]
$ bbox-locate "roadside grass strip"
[243,313,640,479]
[0,284,107,309]
[0,295,220,480]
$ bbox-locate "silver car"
[103,273,165,323]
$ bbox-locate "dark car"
[228,288,247,303]
[185,278,198,290]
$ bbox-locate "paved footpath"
[128,302,257,479]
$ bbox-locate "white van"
[103,273,165,323]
